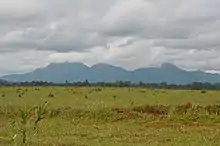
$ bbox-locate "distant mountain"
[0,79,8,84]
[1,62,220,84]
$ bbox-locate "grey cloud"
[117,38,137,47]
[1,0,220,52]
[99,0,220,50]
[153,37,220,50]
[1,0,220,74]
[0,0,117,52]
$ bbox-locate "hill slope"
[0,79,9,85]
[1,62,220,84]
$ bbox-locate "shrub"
[201,90,207,94]
[48,93,54,98]
[140,90,146,93]
[95,88,102,92]
[113,95,117,100]
[1,93,5,97]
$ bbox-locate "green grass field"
[1,86,220,145]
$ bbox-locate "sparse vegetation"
[1,86,220,145]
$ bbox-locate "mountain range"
[1,62,220,84]
[0,79,8,84]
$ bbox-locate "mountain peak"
[92,63,126,71]
[92,63,111,68]
[161,63,180,70]
[45,62,89,70]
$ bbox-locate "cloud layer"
[1,0,220,75]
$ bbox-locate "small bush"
[140,90,146,93]
[1,93,5,97]
[95,88,102,92]
[113,95,117,100]
[201,90,207,94]
[48,93,54,98]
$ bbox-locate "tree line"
[1,80,220,90]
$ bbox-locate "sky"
[1,0,220,75]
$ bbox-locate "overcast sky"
[1,0,220,75]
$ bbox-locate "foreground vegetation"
[1,86,220,145]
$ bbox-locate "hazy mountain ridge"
[1,62,220,84]
[0,79,8,84]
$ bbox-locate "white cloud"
[0,50,53,75]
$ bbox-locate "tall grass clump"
[8,102,49,145]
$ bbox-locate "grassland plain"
[1,86,220,145]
